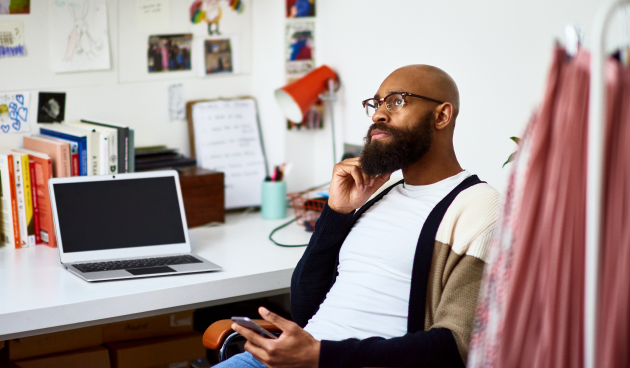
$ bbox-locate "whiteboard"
[191,98,267,209]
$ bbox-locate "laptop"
[49,170,222,282]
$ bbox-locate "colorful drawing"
[189,0,244,36]
[0,0,30,14]
[0,92,30,134]
[49,0,111,73]
[285,20,315,78]
[0,21,26,58]
[286,0,314,18]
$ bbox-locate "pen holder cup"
[261,181,287,220]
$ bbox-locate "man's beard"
[359,112,434,177]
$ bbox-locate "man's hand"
[232,307,320,368]
[327,157,392,214]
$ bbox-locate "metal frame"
[586,1,629,367]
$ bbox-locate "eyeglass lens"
[364,94,405,117]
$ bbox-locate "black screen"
[54,177,187,253]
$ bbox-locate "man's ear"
[434,103,454,130]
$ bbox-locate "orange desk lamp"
[274,65,340,164]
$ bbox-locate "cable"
[268,181,331,247]
[268,216,309,247]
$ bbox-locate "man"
[219,65,500,367]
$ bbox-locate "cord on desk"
[268,216,309,247]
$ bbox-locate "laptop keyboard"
[73,255,202,273]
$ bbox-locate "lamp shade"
[274,65,338,123]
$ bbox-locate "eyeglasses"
[361,92,444,117]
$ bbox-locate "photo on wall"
[147,33,192,73]
[285,20,314,79]
[37,92,66,123]
[204,39,232,74]
[0,0,30,14]
[286,0,314,18]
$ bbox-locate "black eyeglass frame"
[361,92,445,116]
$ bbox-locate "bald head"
[387,64,460,121]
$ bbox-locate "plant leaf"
[510,136,521,145]
[503,152,516,168]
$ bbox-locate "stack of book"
[0,120,134,249]
[135,146,196,172]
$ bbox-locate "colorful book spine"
[13,154,29,248]
[29,160,41,244]
[40,128,88,176]
[19,154,36,246]
[33,156,55,247]
[0,153,20,248]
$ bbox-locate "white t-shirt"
[304,170,472,341]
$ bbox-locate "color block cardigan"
[290,175,500,368]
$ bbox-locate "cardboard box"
[8,325,102,361]
[106,332,205,368]
[177,167,224,227]
[12,346,110,368]
[102,310,194,343]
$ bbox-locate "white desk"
[0,211,310,340]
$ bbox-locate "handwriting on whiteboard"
[192,99,266,209]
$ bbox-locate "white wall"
[2,0,620,195]
[252,0,610,193]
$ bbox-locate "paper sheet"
[192,99,267,209]
[168,83,184,120]
[0,21,25,58]
[49,0,111,73]
[0,92,31,134]
[136,0,171,32]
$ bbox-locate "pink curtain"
[598,59,629,368]
[469,47,629,368]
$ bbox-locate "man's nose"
[372,104,391,124]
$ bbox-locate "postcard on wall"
[136,0,171,32]
[37,92,66,123]
[148,34,192,73]
[168,83,184,120]
[286,0,315,18]
[0,92,31,134]
[0,0,30,14]
[0,21,25,58]
[196,36,240,77]
[49,0,111,73]
[285,20,315,78]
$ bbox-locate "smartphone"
[231,317,279,339]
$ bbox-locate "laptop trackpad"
[127,266,177,275]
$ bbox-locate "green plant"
[503,136,521,168]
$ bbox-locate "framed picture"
[147,34,192,73]
[196,36,240,77]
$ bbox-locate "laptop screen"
[53,177,187,253]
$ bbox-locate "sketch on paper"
[49,0,111,73]
[0,21,26,58]
[0,92,30,134]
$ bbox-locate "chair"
[203,319,391,367]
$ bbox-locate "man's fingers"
[349,166,365,190]
[232,323,272,350]
[259,307,293,331]
[243,341,270,365]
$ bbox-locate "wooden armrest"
[202,319,280,350]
